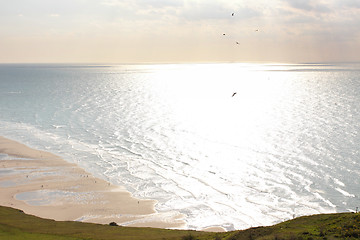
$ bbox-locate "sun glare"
[143,63,294,155]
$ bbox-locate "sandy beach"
[0,136,185,229]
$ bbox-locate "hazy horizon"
[1,0,360,64]
[1,61,360,66]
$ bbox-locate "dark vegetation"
[0,206,359,240]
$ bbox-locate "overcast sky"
[1,0,359,63]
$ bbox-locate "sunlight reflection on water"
[1,63,359,230]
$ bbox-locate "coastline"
[0,136,185,229]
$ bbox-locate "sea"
[0,63,359,231]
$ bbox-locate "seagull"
[232,92,237,97]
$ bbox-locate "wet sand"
[0,136,185,229]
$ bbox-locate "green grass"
[224,212,360,240]
[0,206,359,240]
[0,206,212,240]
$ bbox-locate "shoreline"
[0,136,186,229]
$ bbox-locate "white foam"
[333,178,345,187]
[335,187,355,197]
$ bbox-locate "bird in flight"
[236,41,239,45]
[232,92,237,97]
[232,13,234,16]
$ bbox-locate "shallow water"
[1,63,359,230]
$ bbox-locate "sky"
[0,0,360,63]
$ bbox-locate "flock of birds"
[225,12,259,98]
[223,12,259,46]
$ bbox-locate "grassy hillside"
[0,206,359,240]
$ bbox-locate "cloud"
[339,0,360,8]
[101,0,183,9]
[1,0,360,63]
[282,0,331,13]
[179,2,231,21]
[285,0,313,11]
[134,0,183,8]
[180,2,261,21]
[100,0,261,22]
